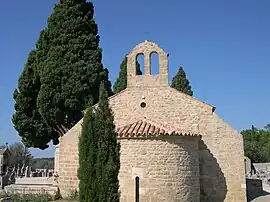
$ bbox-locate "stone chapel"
[55,40,247,202]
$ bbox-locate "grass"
[0,196,77,202]
[0,193,53,202]
[0,191,78,202]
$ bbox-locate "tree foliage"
[113,56,142,94]
[0,142,33,166]
[29,157,54,169]
[264,124,270,131]
[241,125,270,163]
[78,82,120,202]
[171,66,193,96]
[12,51,57,149]
[12,0,112,149]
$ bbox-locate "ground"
[54,194,270,202]
[55,200,77,202]
[251,195,270,202]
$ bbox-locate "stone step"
[15,177,56,185]
[4,184,59,198]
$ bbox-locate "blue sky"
[0,0,269,157]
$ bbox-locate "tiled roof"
[116,119,199,138]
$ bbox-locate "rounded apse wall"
[118,136,200,202]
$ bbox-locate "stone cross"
[16,165,20,177]
[24,166,28,177]
[20,164,25,175]
[11,167,15,174]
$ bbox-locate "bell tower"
[126,40,169,88]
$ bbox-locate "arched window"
[150,52,159,75]
[136,54,144,75]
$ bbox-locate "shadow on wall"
[199,140,227,202]
[246,179,270,202]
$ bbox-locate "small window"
[140,102,146,108]
[135,176,140,202]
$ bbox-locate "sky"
[0,0,269,157]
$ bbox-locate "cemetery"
[0,148,60,201]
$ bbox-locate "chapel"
[55,40,246,202]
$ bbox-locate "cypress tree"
[113,56,142,94]
[78,100,98,202]
[78,82,120,202]
[171,66,193,96]
[12,50,57,149]
[12,0,112,149]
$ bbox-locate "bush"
[0,193,53,202]
[68,189,79,201]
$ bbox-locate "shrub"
[0,192,53,202]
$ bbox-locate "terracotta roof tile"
[116,118,199,138]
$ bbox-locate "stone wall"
[108,86,246,202]
[118,137,200,202]
[58,122,81,197]
[54,145,60,173]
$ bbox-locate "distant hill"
[30,157,54,169]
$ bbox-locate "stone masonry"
[54,145,59,174]
[118,136,200,201]
[58,40,247,201]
